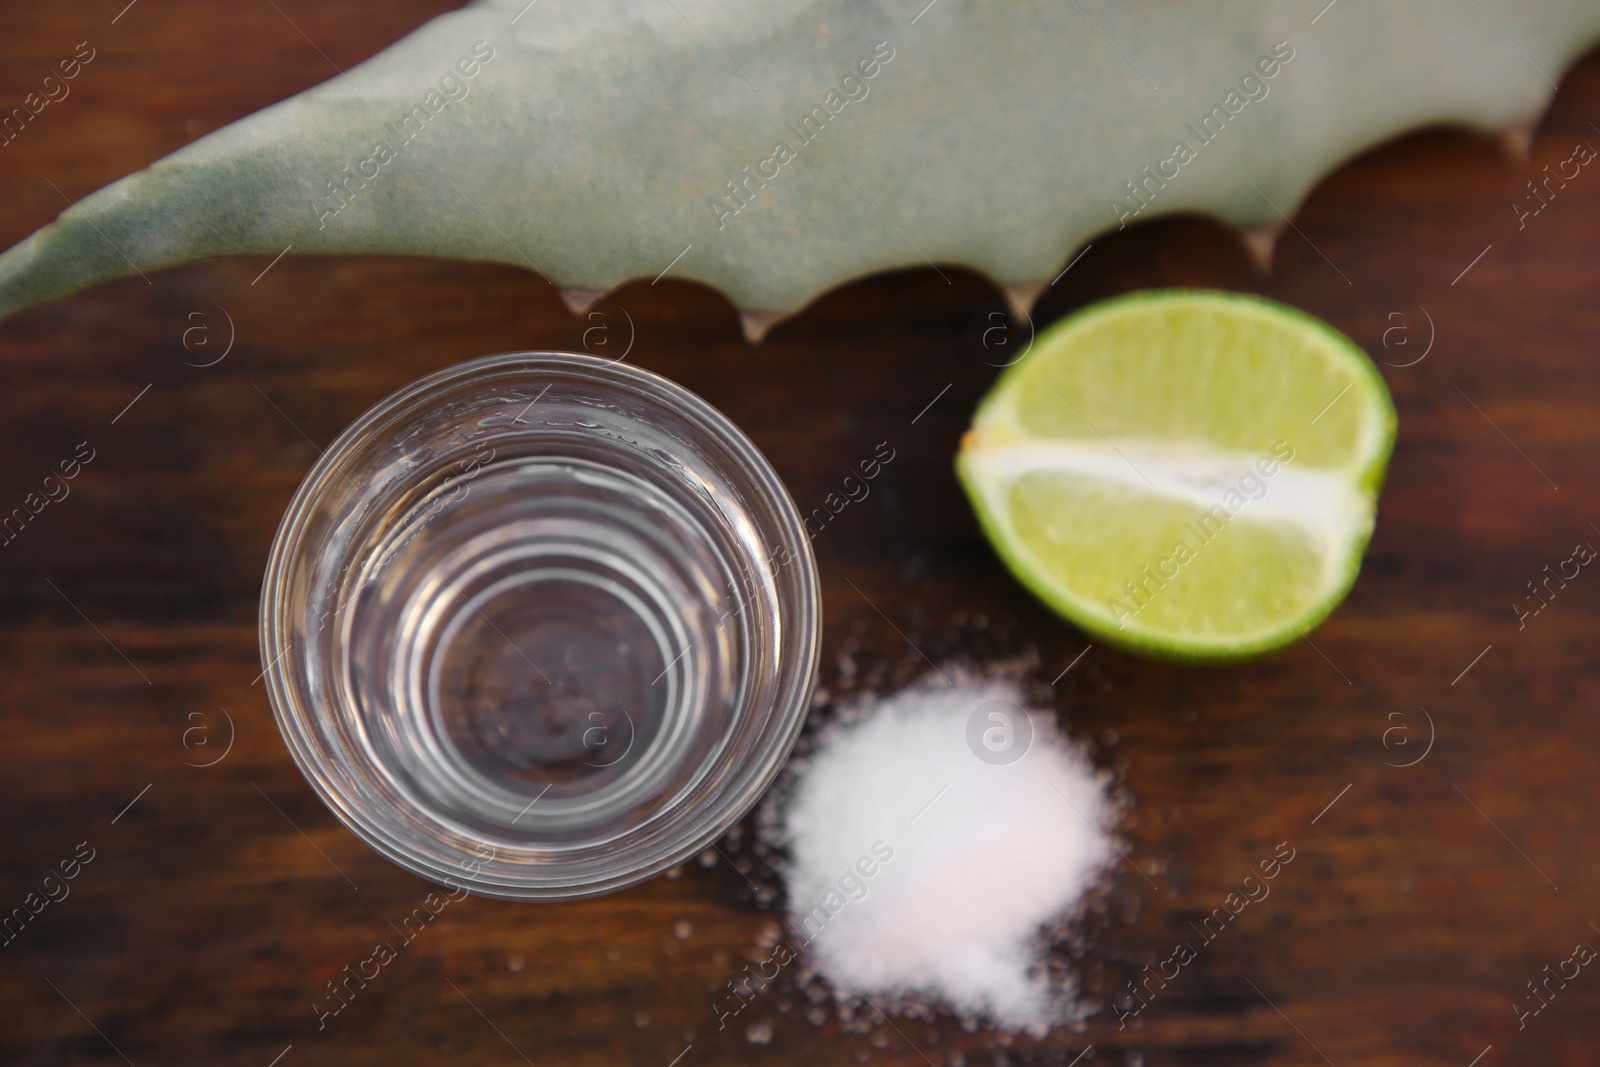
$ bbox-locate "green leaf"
[1,0,1596,337]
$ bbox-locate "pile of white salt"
[777,672,1120,1033]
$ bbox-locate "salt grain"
[777,672,1120,1034]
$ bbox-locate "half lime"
[957,289,1395,661]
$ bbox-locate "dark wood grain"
[3,3,1600,1065]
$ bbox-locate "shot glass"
[260,353,820,899]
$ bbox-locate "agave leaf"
[1,0,1597,335]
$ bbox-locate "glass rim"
[259,351,822,899]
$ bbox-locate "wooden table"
[3,4,1599,1065]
